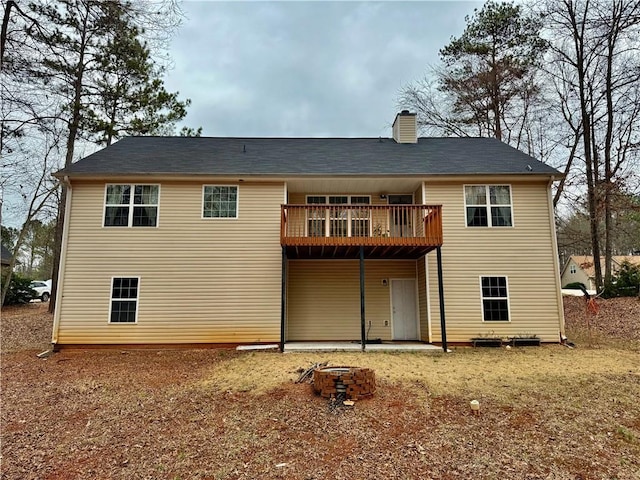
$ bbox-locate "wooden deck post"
[436,246,447,352]
[360,245,366,352]
[280,246,287,352]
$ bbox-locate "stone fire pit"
[312,366,376,400]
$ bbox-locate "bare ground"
[1,299,639,479]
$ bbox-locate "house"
[51,111,565,350]
[561,255,640,291]
[1,245,14,267]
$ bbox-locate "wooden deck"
[281,204,443,259]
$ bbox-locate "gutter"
[51,176,72,347]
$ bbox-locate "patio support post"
[280,246,287,352]
[436,246,448,352]
[360,245,366,352]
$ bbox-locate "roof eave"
[54,171,562,180]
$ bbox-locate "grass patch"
[202,345,639,402]
[617,426,638,444]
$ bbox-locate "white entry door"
[391,279,418,340]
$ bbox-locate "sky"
[4,1,482,229]
[164,1,481,138]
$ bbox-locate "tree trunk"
[0,1,14,69]
[569,0,603,290]
[49,9,89,314]
[602,3,620,288]
[491,47,502,141]
[48,186,66,312]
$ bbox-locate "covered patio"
[280,202,448,353]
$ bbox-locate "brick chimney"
[392,110,417,143]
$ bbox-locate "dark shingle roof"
[57,136,561,177]
[1,245,13,266]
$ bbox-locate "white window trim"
[479,275,511,322]
[304,194,372,237]
[569,265,577,274]
[386,193,415,204]
[103,184,160,228]
[201,185,239,220]
[108,276,140,324]
[464,184,514,228]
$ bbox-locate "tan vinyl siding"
[392,115,417,144]
[397,118,416,143]
[425,181,562,343]
[56,180,284,344]
[286,260,417,341]
[417,256,429,342]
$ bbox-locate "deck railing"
[281,204,443,247]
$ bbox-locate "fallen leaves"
[564,295,640,346]
[0,298,639,479]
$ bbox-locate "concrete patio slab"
[283,342,443,353]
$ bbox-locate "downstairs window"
[109,277,139,323]
[480,276,510,321]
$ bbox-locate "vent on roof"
[392,110,417,144]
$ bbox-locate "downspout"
[547,177,566,341]
[50,176,72,348]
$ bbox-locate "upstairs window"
[569,265,577,274]
[465,185,512,227]
[104,184,159,227]
[480,276,510,321]
[203,186,238,218]
[109,277,139,323]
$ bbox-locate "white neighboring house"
[561,255,640,290]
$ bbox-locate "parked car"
[30,281,51,302]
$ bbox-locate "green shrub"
[2,274,36,306]
[603,262,640,298]
[616,262,640,291]
[564,282,586,290]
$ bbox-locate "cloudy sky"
[164,1,481,138]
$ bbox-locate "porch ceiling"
[285,177,423,195]
[284,244,436,259]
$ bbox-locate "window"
[465,185,512,227]
[329,196,348,237]
[570,265,577,274]
[203,186,238,218]
[305,195,371,237]
[306,196,326,236]
[480,276,510,321]
[109,277,139,323]
[104,184,159,227]
[350,196,371,237]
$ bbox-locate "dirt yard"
[1,298,639,479]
